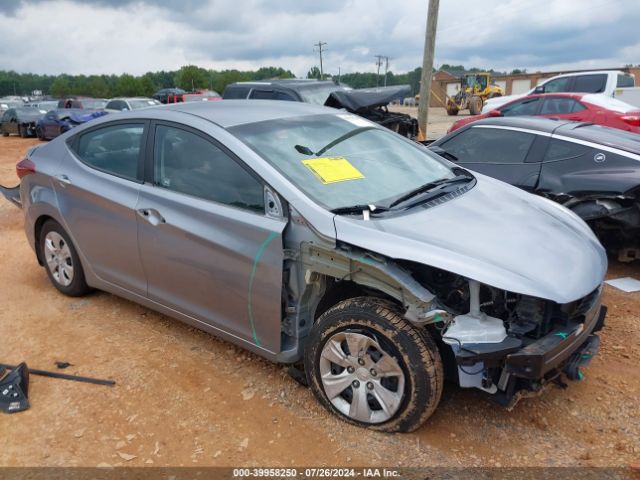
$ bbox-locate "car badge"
[594,152,606,163]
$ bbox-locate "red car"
[447,93,640,134]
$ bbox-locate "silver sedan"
[15,100,607,432]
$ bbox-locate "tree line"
[0,63,521,99]
[0,65,296,98]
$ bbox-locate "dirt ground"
[1,114,639,469]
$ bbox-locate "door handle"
[137,208,166,226]
[54,174,72,187]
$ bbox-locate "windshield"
[230,113,455,210]
[81,99,107,109]
[129,99,160,109]
[298,85,349,105]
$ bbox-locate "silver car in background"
[16,101,607,432]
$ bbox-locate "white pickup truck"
[482,70,640,113]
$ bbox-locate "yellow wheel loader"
[446,72,504,116]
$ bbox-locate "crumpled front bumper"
[505,300,606,380]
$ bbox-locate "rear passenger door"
[437,125,545,190]
[136,122,286,354]
[60,121,149,295]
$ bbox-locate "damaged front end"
[295,239,606,410]
[390,258,607,409]
[324,85,418,140]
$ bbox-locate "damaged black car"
[430,117,640,262]
[222,79,417,139]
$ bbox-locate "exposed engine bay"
[406,263,606,408]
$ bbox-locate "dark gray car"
[15,101,607,432]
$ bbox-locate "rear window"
[617,74,635,88]
[222,85,251,99]
[571,74,607,93]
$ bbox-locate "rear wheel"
[36,126,45,140]
[305,297,443,432]
[39,220,91,297]
[17,125,26,138]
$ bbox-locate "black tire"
[39,220,91,297]
[18,125,25,138]
[446,102,459,116]
[305,297,443,432]
[469,96,483,115]
[36,126,45,141]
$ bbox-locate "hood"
[333,174,607,304]
[324,85,411,113]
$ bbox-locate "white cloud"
[0,0,638,77]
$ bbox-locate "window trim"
[146,120,268,215]
[68,119,149,184]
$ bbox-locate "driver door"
[436,125,544,190]
[136,122,286,353]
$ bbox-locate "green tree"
[50,76,71,97]
[307,66,321,80]
[138,73,157,97]
[174,65,208,91]
[116,74,142,96]
[87,76,111,98]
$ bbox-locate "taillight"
[16,158,36,179]
[621,115,640,127]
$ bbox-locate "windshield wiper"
[388,175,472,209]
[331,204,389,215]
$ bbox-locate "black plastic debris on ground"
[0,362,30,414]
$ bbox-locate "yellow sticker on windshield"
[302,157,365,184]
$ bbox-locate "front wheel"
[305,297,443,432]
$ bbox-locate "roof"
[228,79,337,90]
[445,116,640,156]
[158,99,335,128]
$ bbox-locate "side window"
[544,139,591,162]
[572,74,607,93]
[501,97,540,116]
[540,97,585,115]
[75,123,144,181]
[250,89,275,100]
[440,127,536,164]
[153,125,265,213]
[274,91,296,101]
[543,77,571,93]
[617,74,635,88]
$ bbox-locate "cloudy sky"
[0,0,638,77]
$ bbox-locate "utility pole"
[314,41,327,80]
[374,55,384,87]
[384,57,389,87]
[417,0,439,141]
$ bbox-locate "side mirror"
[488,109,502,117]
[534,85,545,94]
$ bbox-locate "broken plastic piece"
[0,362,30,414]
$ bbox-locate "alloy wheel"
[319,331,405,424]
